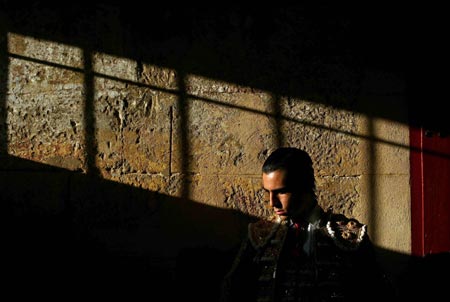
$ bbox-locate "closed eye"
[263,187,290,195]
[277,188,289,195]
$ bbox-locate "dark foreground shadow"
[2,156,450,300]
[176,238,450,301]
[1,155,249,300]
[375,246,450,299]
[397,251,450,299]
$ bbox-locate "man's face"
[262,169,308,219]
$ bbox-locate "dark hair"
[262,147,316,194]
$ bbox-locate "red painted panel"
[422,131,450,254]
[410,127,450,256]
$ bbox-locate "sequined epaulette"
[248,215,284,249]
[324,214,367,251]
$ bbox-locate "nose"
[269,192,279,208]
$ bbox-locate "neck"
[292,201,321,225]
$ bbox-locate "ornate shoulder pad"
[324,214,367,251]
[248,215,282,249]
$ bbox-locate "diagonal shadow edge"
[2,3,430,135]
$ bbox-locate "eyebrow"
[263,187,290,194]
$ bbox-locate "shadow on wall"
[2,156,449,301]
[0,1,425,131]
[1,155,248,300]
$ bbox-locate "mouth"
[275,210,286,216]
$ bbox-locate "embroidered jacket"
[221,206,392,302]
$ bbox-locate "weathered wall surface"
[1,3,409,299]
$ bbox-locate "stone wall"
[1,3,408,299]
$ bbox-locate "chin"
[277,214,289,221]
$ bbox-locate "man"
[221,147,393,302]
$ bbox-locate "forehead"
[262,170,288,188]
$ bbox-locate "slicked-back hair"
[262,147,316,195]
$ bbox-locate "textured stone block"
[171,91,276,175]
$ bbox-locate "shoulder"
[321,212,368,251]
[248,215,285,249]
